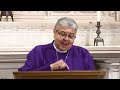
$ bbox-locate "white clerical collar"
[53,42,67,53]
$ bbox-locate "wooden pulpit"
[13,70,106,79]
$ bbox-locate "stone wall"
[0,22,120,47]
[0,11,120,47]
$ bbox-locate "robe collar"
[53,41,68,53]
[51,40,74,57]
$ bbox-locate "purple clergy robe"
[18,41,95,71]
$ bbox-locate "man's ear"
[53,29,56,33]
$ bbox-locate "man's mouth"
[61,42,69,47]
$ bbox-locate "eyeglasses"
[55,30,76,40]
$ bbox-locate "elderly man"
[18,17,95,71]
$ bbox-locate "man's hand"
[50,60,69,71]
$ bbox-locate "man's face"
[54,26,76,51]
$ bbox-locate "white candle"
[97,11,100,22]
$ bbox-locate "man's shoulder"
[72,45,90,53]
[72,45,87,50]
[34,42,53,50]
[28,43,52,54]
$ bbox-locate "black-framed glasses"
[55,30,76,40]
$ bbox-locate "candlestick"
[94,22,104,46]
[97,11,100,22]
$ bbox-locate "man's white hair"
[54,17,78,33]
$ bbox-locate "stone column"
[105,60,120,79]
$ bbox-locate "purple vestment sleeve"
[18,45,51,71]
[68,46,96,70]
[82,49,95,70]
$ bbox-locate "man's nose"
[64,35,69,40]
